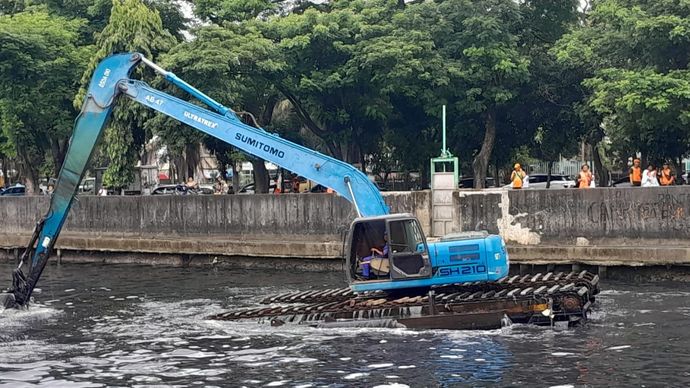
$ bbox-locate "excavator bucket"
[0,292,16,309]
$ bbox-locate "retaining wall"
[0,192,431,262]
[452,186,690,266]
[2,187,689,267]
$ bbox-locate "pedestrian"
[510,163,526,189]
[630,158,642,186]
[659,162,675,186]
[578,164,593,189]
[185,176,199,190]
[98,186,108,196]
[641,164,659,187]
[214,176,229,194]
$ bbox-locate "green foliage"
[556,0,690,165]
[4,0,690,190]
[0,10,88,191]
[74,0,176,190]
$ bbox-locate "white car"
[503,174,576,189]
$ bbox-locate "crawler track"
[209,271,599,330]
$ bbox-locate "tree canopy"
[1,0,689,192]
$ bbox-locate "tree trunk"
[359,150,367,174]
[671,156,683,185]
[546,161,553,189]
[251,159,270,193]
[493,164,499,187]
[184,142,200,180]
[1,157,7,187]
[18,153,39,194]
[172,154,185,183]
[50,138,65,178]
[472,109,497,189]
[231,162,240,193]
[592,142,609,187]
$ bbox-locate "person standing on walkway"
[641,164,659,187]
[630,158,642,186]
[578,164,593,189]
[510,163,526,189]
[659,163,675,186]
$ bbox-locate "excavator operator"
[360,231,390,279]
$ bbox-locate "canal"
[1,262,689,387]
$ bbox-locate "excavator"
[1,53,598,329]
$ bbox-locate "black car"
[0,185,25,196]
[151,184,191,195]
[459,177,496,188]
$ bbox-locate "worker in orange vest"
[578,164,593,189]
[510,163,526,189]
[629,158,642,186]
[659,162,675,186]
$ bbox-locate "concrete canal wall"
[0,187,689,268]
[0,192,430,267]
[453,187,690,266]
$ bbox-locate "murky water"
[1,262,690,387]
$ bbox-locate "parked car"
[502,174,576,189]
[238,182,277,194]
[151,184,190,195]
[0,184,26,196]
[611,177,632,188]
[459,177,496,188]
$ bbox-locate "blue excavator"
[1,53,597,329]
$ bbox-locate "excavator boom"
[2,52,388,308]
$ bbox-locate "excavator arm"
[2,52,388,308]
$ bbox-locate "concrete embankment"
[1,187,689,271]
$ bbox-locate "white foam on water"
[440,355,463,359]
[606,345,631,351]
[397,365,416,369]
[343,372,369,380]
[549,385,575,388]
[161,349,219,359]
[131,375,161,382]
[265,381,289,386]
[551,352,575,357]
[278,357,318,364]
[368,363,394,369]
[475,358,486,362]
[372,384,409,388]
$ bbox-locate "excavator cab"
[346,214,432,291]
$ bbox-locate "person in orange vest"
[629,158,642,186]
[659,162,675,186]
[578,164,593,189]
[510,163,526,189]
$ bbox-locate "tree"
[513,0,586,187]
[0,10,89,192]
[74,0,176,192]
[556,0,690,172]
